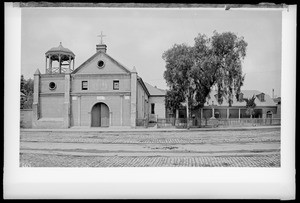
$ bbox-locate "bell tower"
[45,42,75,74]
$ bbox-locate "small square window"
[82,81,88,90]
[113,80,119,90]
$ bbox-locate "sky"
[21,7,282,97]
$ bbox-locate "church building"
[32,39,166,128]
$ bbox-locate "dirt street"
[20,128,280,167]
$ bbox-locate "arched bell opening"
[45,42,75,74]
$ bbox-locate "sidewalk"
[20,125,280,133]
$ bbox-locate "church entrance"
[91,102,109,127]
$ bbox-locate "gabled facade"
[32,42,166,128]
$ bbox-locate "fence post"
[271,117,273,125]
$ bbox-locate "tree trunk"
[175,109,179,126]
[186,96,190,130]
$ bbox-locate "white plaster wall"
[149,96,166,119]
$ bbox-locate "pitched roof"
[204,90,276,107]
[72,51,132,74]
[137,77,150,96]
[144,82,166,96]
[34,68,41,75]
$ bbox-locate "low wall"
[20,109,33,128]
[32,118,65,129]
[20,109,66,129]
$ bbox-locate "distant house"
[177,90,279,119]
[273,97,281,118]
[144,82,167,122]
[273,97,281,104]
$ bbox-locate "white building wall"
[149,96,165,119]
[136,82,149,119]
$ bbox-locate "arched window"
[266,111,273,118]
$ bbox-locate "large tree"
[165,89,185,115]
[244,95,256,118]
[20,75,26,109]
[210,31,247,106]
[163,31,248,127]
[163,44,194,127]
[20,76,34,109]
[23,78,34,109]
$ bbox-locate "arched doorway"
[91,102,109,127]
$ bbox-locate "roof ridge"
[104,52,132,73]
[144,82,166,96]
[72,51,132,74]
[72,51,100,73]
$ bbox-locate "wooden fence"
[154,118,281,128]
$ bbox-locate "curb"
[20,125,281,133]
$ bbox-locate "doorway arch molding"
[90,102,110,127]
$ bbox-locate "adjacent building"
[176,90,280,120]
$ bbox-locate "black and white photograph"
[4,2,296,199]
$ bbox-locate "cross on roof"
[97,31,106,44]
